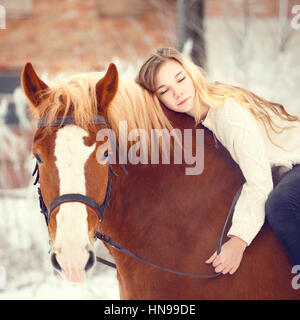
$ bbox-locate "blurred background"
[0,0,299,299]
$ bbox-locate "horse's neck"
[102,108,244,232]
[100,111,244,271]
[164,109,195,128]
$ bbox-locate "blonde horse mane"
[35,72,174,146]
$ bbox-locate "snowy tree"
[177,0,206,68]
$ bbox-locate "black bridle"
[33,115,114,226]
[33,115,242,279]
[33,165,113,226]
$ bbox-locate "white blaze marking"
[54,125,96,249]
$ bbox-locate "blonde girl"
[136,47,300,275]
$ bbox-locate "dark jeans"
[265,164,300,266]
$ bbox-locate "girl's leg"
[265,164,300,266]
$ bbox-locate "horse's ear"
[96,63,118,115]
[21,62,49,108]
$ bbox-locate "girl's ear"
[21,62,49,108]
[96,63,118,116]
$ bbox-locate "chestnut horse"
[21,62,299,299]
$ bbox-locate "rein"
[33,115,242,279]
[95,187,241,278]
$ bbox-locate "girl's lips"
[178,97,190,106]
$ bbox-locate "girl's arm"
[206,99,273,274]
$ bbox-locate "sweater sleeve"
[215,99,274,245]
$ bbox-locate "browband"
[37,115,109,128]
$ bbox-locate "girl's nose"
[173,89,183,100]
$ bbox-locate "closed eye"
[177,77,185,83]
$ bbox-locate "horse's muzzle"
[50,247,96,282]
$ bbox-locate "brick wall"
[0,0,176,74]
[0,0,297,74]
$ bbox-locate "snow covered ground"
[0,266,119,300]
[0,14,300,299]
[0,188,119,299]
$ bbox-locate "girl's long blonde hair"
[136,47,300,147]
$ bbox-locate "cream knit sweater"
[202,98,300,245]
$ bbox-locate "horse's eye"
[100,150,109,164]
[35,154,43,164]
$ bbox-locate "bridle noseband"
[32,115,242,279]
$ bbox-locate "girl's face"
[154,59,195,114]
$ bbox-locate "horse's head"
[22,62,118,282]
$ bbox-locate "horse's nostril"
[85,250,95,271]
[51,252,62,272]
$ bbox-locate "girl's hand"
[205,236,247,275]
